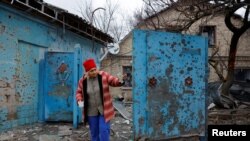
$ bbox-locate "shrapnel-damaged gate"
[132,29,208,140]
[43,46,83,128]
[44,52,75,121]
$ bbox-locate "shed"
[0,0,113,131]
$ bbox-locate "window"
[123,66,132,87]
[234,69,250,81]
[200,26,216,47]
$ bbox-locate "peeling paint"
[7,106,17,120]
[133,30,208,140]
[0,44,4,50]
[48,85,71,98]
[0,24,5,34]
[149,56,159,62]
[44,52,74,121]
[0,2,103,131]
[0,79,21,121]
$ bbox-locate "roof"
[1,0,113,44]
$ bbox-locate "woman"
[76,58,124,141]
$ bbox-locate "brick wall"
[101,5,250,102]
[101,56,132,101]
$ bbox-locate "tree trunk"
[221,4,250,96]
[221,33,241,96]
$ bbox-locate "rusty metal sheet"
[133,30,208,140]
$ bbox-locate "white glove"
[78,101,84,108]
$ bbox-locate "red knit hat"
[83,58,97,72]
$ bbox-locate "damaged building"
[0,0,112,131]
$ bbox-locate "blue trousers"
[88,115,110,141]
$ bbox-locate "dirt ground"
[0,103,133,141]
[208,108,250,125]
[0,117,132,141]
[1,103,250,141]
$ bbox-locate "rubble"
[208,108,250,125]
[0,102,133,141]
[113,101,132,121]
[1,96,250,141]
[207,81,250,125]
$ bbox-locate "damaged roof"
[1,0,113,44]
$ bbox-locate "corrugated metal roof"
[1,0,113,45]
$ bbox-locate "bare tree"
[139,0,250,97]
[110,15,128,42]
[77,0,129,42]
[78,0,92,22]
[128,7,145,30]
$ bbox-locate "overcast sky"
[43,0,143,18]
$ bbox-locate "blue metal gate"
[133,30,208,140]
[44,52,75,121]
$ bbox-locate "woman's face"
[88,68,98,78]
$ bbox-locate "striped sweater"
[76,70,123,123]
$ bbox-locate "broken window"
[200,26,216,47]
[123,66,132,87]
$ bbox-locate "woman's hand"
[78,101,84,108]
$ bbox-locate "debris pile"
[208,81,250,125]
[0,101,133,141]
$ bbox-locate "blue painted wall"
[0,3,102,131]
